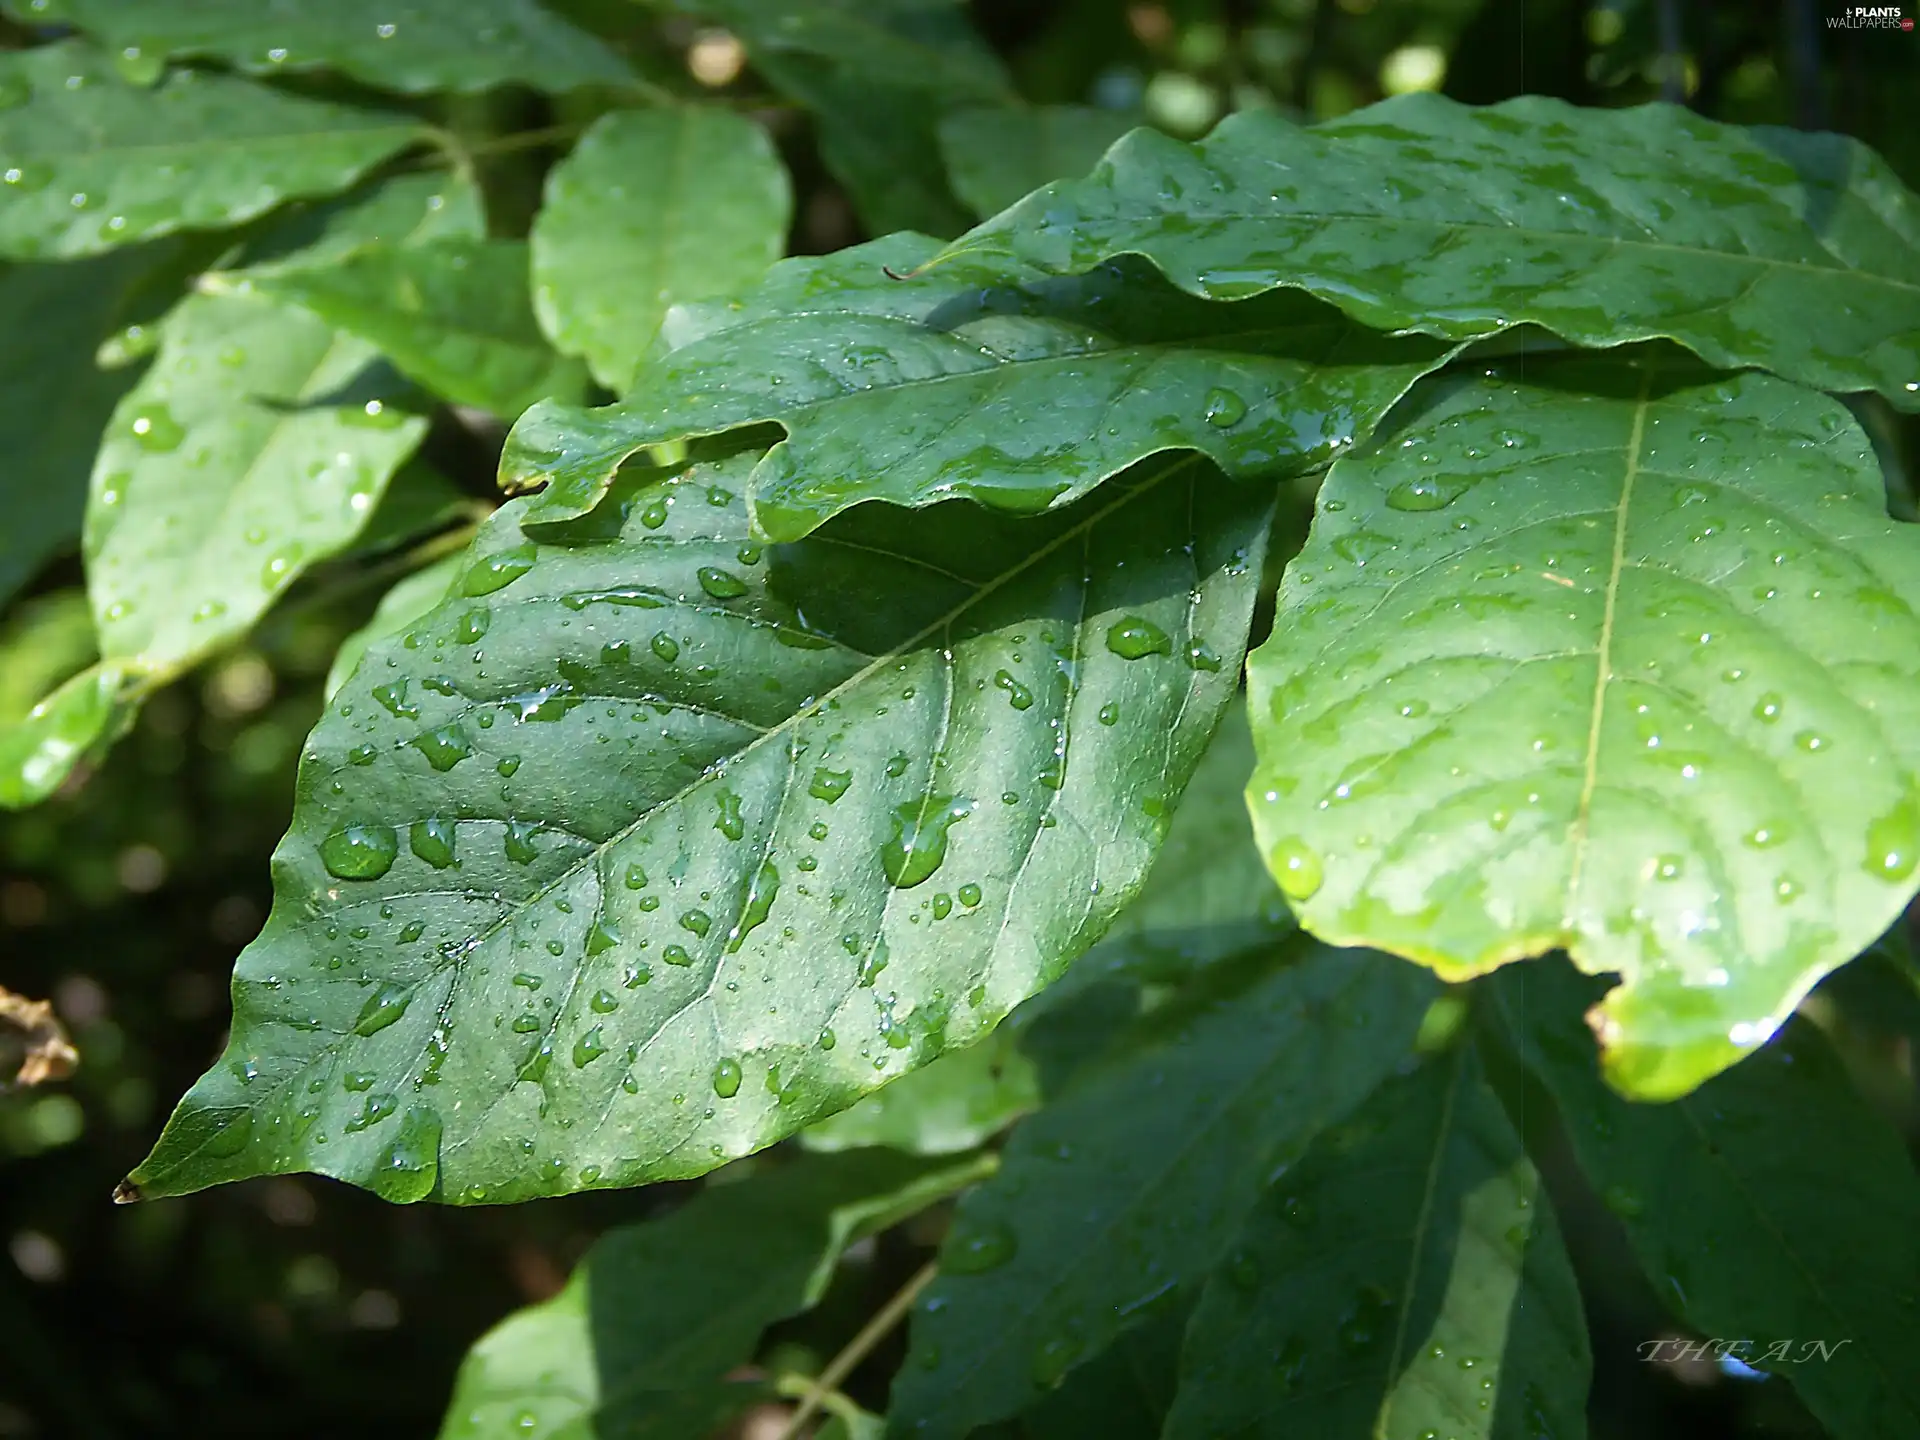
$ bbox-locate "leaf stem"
[776,1259,939,1440]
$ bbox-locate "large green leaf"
[1164,1045,1590,1439]
[86,173,480,679]
[935,93,1920,410]
[503,233,1452,538]
[887,942,1436,1437]
[123,447,1273,1203]
[0,41,422,260]
[438,1148,988,1440]
[938,106,1135,221]
[976,1296,1188,1440]
[5,0,631,94]
[678,0,1008,235]
[0,242,190,610]
[1244,355,1920,1098]
[241,239,586,420]
[530,107,792,393]
[1491,958,1920,1440]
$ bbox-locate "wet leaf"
[86,174,478,680]
[1164,1045,1589,1439]
[7,0,631,94]
[325,553,463,702]
[1245,355,1920,1097]
[124,446,1272,1202]
[937,93,1920,409]
[1492,958,1920,1440]
[0,41,421,260]
[888,940,1436,1437]
[503,233,1451,538]
[531,106,792,392]
[437,1148,988,1440]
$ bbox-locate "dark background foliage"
[2,1,1915,1435]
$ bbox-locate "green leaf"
[978,1294,1188,1440]
[1244,355,1920,1098]
[531,106,792,393]
[803,703,1291,1156]
[325,553,464,702]
[1491,958,1920,1440]
[503,233,1452,539]
[0,41,422,260]
[437,1148,990,1440]
[681,0,1008,235]
[1164,1045,1590,1440]
[124,447,1273,1203]
[887,941,1437,1437]
[86,173,480,680]
[936,93,1920,410]
[0,242,191,609]
[938,106,1136,220]
[0,591,128,809]
[241,239,586,419]
[9,0,631,95]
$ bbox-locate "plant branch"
[776,1260,939,1440]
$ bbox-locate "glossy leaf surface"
[1246,356,1920,1097]
[0,42,421,260]
[938,106,1134,220]
[888,942,1436,1437]
[86,174,478,678]
[9,0,631,94]
[504,233,1452,539]
[939,93,1920,408]
[244,239,585,419]
[1165,1046,1590,1439]
[531,106,792,392]
[439,1148,989,1440]
[125,448,1272,1203]
[1492,959,1920,1440]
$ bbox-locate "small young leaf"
[531,106,792,392]
[243,239,586,419]
[7,0,631,95]
[938,93,1920,409]
[1491,958,1920,1440]
[503,233,1452,537]
[888,941,1437,1437]
[1246,356,1920,1097]
[437,1148,989,1440]
[1164,1046,1590,1439]
[124,448,1272,1203]
[0,42,421,260]
[938,105,1136,220]
[86,174,479,680]
[0,592,127,809]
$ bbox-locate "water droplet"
[321,824,398,880]
[458,543,537,597]
[497,756,520,777]
[372,1106,441,1202]
[1268,837,1323,901]
[410,724,472,772]
[639,499,668,529]
[572,1027,607,1067]
[696,566,748,600]
[1185,640,1222,672]
[1097,702,1119,725]
[663,944,692,966]
[958,883,982,907]
[1752,692,1783,723]
[1866,801,1920,882]
[729,861,779,951]
[714,789,745,841]
[1202,387,1247,428]
[712,1057,742,1098]
[1030,1333,1083,1388]
[945,1217,1017,1273]
[409,818,458,869]
[650,631,679,663]
[1386,477,1465,512]
[624,862,648,889]
[680,908,712,938]
[1105,616,1172,660]
[994,669,1034,710]
[810,768,852,803]
[586,919,620,956]
[882,796,971,888]
[503,819,542,864]
[1603,1184,1644,1218]
[353,984,413,1036]
[372,680,417,719]
[130,405,184,453]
